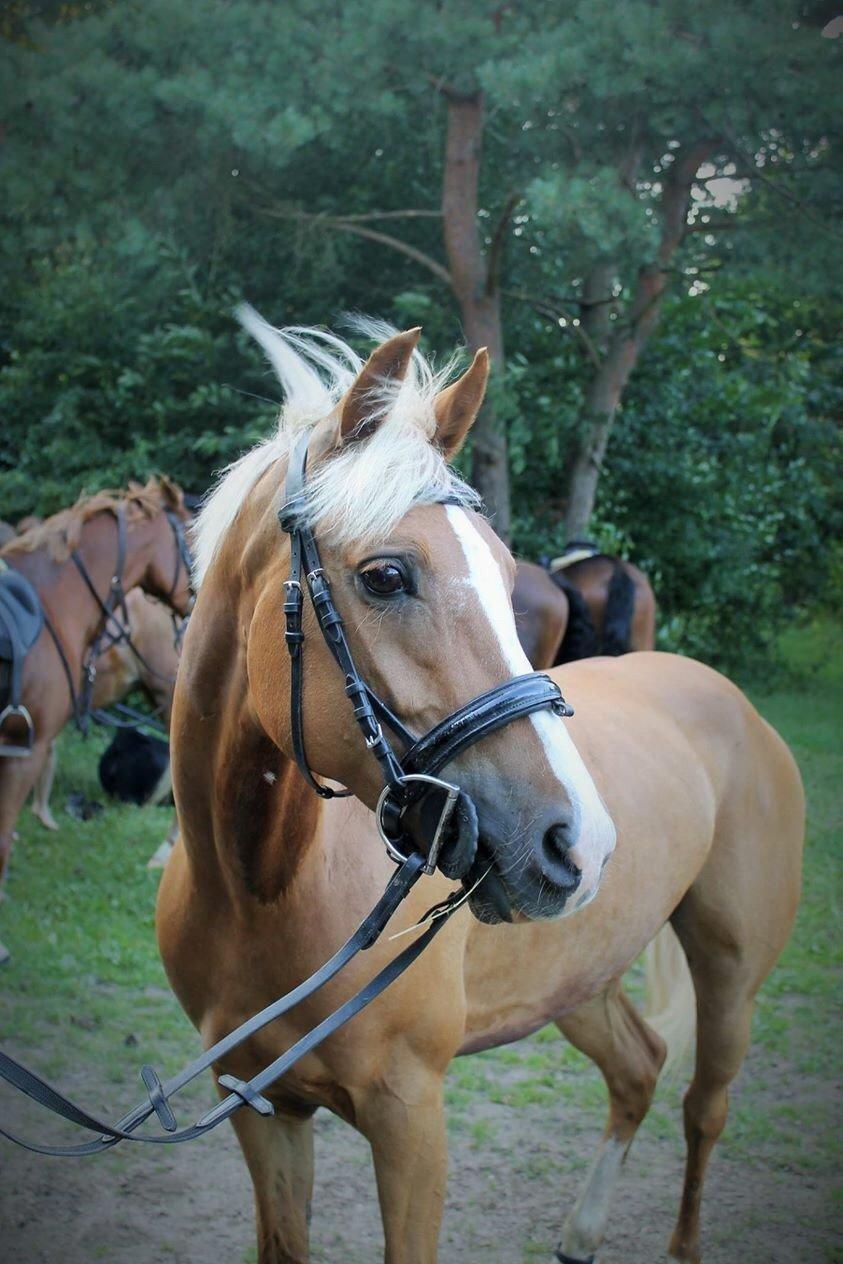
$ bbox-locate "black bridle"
[281,427,573,878]
[0,434,576,1158]
[41,504,193,736]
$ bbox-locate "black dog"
[99,728,170,806]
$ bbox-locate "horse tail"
[643,923,696,1074]
[554,579,600,662]
[601,562,637,655]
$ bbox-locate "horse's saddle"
[548,539,602,573]
[0,560,44,756]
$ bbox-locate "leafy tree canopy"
[1,0,839,667]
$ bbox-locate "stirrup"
[0,703,35,758]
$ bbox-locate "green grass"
[1,622,840,1180]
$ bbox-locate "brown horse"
[513,559,570,669]
[0,479,192,894]
[29,588,183,834]
[159,317,803,1264]
[514,554,657,669]
[15,515,42,536]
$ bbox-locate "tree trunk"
[441,90,510,539]
[563,139,720,540]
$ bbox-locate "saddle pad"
[549,543,601,573]
[0,566,44,661]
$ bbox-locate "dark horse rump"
[99,727,170,805]
[552,557,637,662]
[0,566,44,756]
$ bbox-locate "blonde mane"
[192,307,479,586]
[4,478,181,563]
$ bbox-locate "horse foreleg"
[356,1066,448,1264]
[30,740,58,830]
[228,1103,315,1264]
[554,981,666,1264]
[0,740,53,889]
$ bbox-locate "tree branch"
[684,218,746,233]
[719,125,842,241]
[312,208,442,223]
[254,207,453,287]
[504,288,602,368]
[486,191,521,295]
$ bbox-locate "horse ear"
[433,348,489,458]
[157,475,184,512]
[338,327,421,444]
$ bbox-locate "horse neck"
[70,511,165,634]
[173,473,322,904]
[15,510,168,667]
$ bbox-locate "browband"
[278,427,573,878]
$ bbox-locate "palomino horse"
[29,588,182,834]
[160,316,803,1264]
[514,555,657,670]
[0,479,193,894]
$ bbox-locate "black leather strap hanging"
[0,851,464,1157]
[70,504,191,732]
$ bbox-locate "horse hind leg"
[0,738,53,889]
[554,980,667,1263]
[666,908,760,1263]
[228,1102,315,1264]
[30,739,58,830]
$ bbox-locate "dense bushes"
[1,3,839,672]
[2,254,838,671]
[508,286,841,668]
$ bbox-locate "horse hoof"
[556,1251,595,1264]
[147,840,173,870]
[33,809,59,831]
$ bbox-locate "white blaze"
[445,506,616,905]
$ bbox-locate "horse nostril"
[540,823,582,892]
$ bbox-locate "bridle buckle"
[376,773,460,875]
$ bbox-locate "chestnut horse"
[514,555,656,670]
[160,317,803,1264]
[0,479,192,895]
[29,587,183,836]
[513,559,570,669]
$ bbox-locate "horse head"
[193,313,615,923]
[132,476,194,617]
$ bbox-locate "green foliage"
[0,0,839,667]
[510,282,842,668]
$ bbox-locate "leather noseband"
[279,428,574,880]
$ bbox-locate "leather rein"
[0,431,574,1158]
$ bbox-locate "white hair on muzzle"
[192,305,479,585]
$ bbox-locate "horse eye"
[360,562,408,597]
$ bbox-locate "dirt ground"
[2,1040,839,1264]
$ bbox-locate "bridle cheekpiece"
[279,427,574,879]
